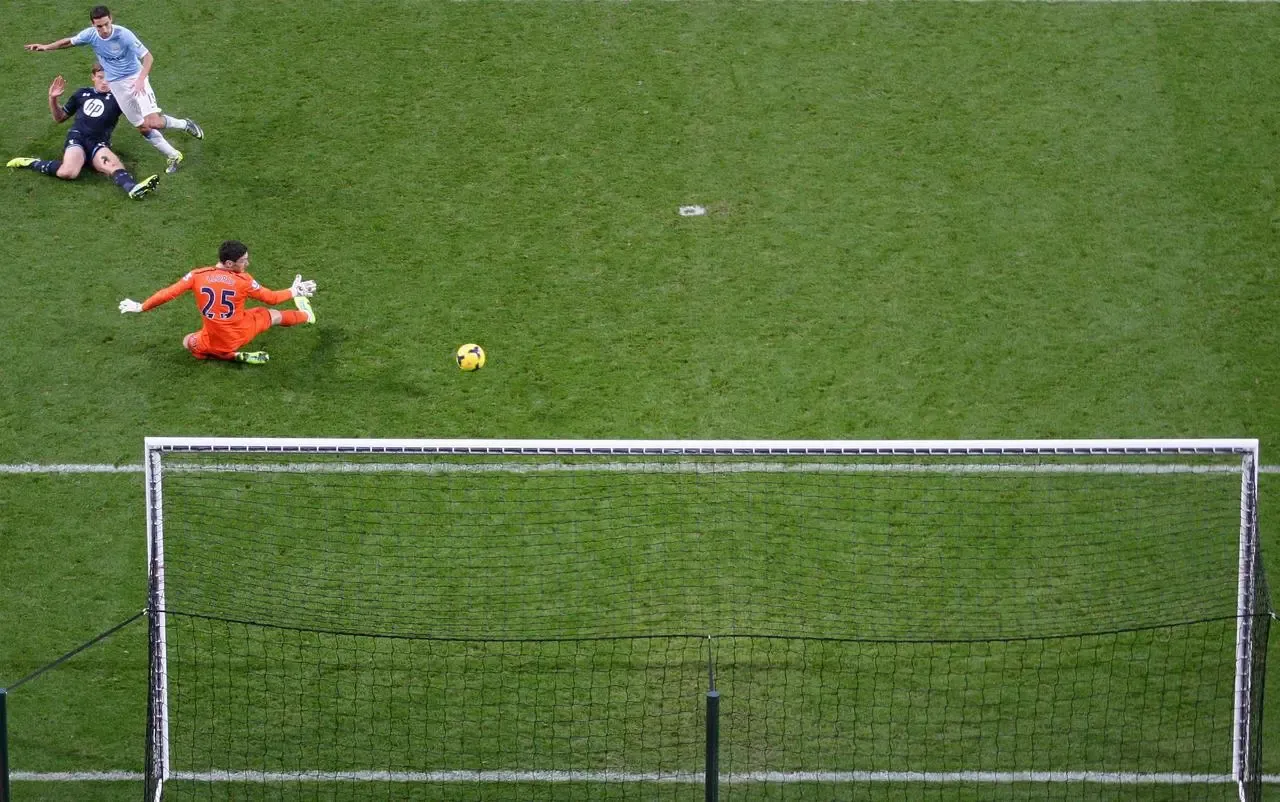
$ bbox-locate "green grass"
[2,1,1279,799]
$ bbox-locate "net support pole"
[705,635,719,802]
[1,688,10,802]
[705,689,720,802]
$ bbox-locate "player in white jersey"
[25,5,204,175]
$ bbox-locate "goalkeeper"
[119,240,316,365]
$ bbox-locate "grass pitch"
[2,1,1279,799]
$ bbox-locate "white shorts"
[108,76,161,126]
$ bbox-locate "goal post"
[143,447,169,802]
[141,437,1269,802]
[1234,446,1266,794]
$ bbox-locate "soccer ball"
[456,343,486,371]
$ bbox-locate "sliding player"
[118,240,317,365]
[7,66,158,199]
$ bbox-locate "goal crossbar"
[145,436,1258,456]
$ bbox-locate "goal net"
[142,438,1269,801]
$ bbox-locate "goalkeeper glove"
[119,299,143,314]
[290,274,317,298]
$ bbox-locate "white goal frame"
[142,437,1264,802]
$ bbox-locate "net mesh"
[145,446,1267,801]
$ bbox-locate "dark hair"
[218,240,249,264]
[89,6,111,21]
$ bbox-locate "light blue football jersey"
[70,24,149,83]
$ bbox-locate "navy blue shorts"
[64,129,110,160]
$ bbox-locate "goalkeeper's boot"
[128,174,160,200]
[186,119,205,140]
[165,151,184,174]
[234,351,270,365]
[294,295,316,324]
[6,157,37,169]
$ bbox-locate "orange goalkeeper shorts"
[185,307,273,360]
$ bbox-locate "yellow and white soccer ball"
[456,343,486,371]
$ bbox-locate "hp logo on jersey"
[84,98,106,117]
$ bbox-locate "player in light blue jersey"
[26,5,203,175]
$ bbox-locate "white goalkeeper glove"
[290,274,317,298]
[119,298,143,314]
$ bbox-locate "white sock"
[162,115,189,132]
[145,130,180,159]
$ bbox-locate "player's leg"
[12,133,85,179]
[90,147,122,176]
[137,84,200,167]
[213,306,315,366]
[184,331,255,364]
[54,144,87,179]
[269,308,314,327]
[113,78,184,172]
[150,132,183,173]
[147,110,204,141]
[223,310,275,365]
[140,124,183,174]
[182,333,208,359]
[222,309,310,366]
[91,145,159,199]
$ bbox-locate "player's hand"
[49,75,65,98]
[119,299,143,314]
[25,43,47,53]
[129,76,145,96]
[290,275,317,298]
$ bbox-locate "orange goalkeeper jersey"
[142,267,293,352]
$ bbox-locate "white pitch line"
[1,462,1277,475]
[0,463,142,474]
[12,769,1280,784]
